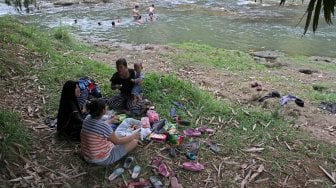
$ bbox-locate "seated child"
[131,62,145,102]
[80,99,139,166]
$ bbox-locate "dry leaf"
[245,147,265,152]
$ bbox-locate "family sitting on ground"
[56,58,200,187]
[56,58,149,164]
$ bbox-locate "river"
[1,0,335,57]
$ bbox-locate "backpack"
[77,76,102,109]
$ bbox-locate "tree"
[5,0,36,12]
[280,0,335,34]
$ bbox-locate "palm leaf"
[280,0,335,33]
[312,0,322,32]
[323,0,335,25]
[304,0,317,34]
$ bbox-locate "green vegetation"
[170,42,265,71]
[1,16,335,187]
[0,109,31,163]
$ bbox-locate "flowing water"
[1,0,336,57]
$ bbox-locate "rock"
[251,50,284,59]
[298,69,318,74]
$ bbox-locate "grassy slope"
[0,16,335,187]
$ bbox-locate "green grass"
[170,42,265,71]
[0,109,31,163]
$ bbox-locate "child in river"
[147,4,155,21]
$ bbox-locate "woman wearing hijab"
[57,80,84,140]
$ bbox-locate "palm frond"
[323,0,335,25]
[304,0,317,34]
[312,0,322,32]
[280,0,335,33]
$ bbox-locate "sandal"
[208,143,220,153]
[127,178,151,188]
[183,129,201,137]
[172,101,186,110]
[182,162,204,172]
[131,165,141,179]
[108,167,124,181]
[150,176,164,188]
[195,126,215,133]
[171,176,182,188]
[123,156,134,169]
[158,162,170,177]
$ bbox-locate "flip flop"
[182,162,204,172]
[127,178,151,187]
[195,126,215,133]
[158,162,170,177]
[172,101,186,110]
[108,168,124,181]
[149,176,164,188]
[183,129,202,137]
[209,143,220,153]
[186,152,196,160]
[170,107,178,119]
[171,176,182,188]
[169,148,177,158]
[123,156,134,169]
[131,165,141,179]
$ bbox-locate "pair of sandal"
[128,176,164,188]
[151,156,170,177]
[108,157,141,181]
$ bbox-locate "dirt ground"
[86,41,336,145]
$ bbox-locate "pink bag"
[147,110,159,124]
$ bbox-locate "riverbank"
[1,16,335,187]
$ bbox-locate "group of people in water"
[74,4,156,27]
[56,58,146,166]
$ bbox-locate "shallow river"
[1,0,336,57]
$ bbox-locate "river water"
[1,0,335,57]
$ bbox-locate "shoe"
[150,176,164,188]
[182,162,204,172]
[131,165,141,179]
[123,156,134,169]
[108,168,124,181]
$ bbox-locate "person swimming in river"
[132,4,141,21]
[147,4,155,21]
